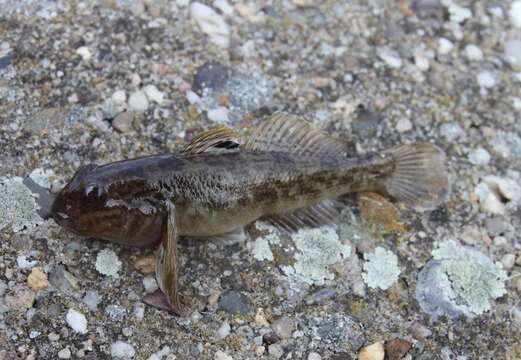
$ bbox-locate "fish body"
[52,113,449,314]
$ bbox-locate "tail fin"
[384,143,449,211]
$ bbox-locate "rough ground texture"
[1,0,521,359]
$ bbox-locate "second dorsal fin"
[242,113,350,157]
[181,126,240,155]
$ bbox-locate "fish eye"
[85,184,97,196]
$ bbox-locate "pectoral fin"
[143,203,187,315]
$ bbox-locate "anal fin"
[262,199,341,233]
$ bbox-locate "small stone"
[190,2,230,48]
[474,182,505,215]
[501,254,516,270]
[186,91,201,104]
[207,107,229,123]
[385,339,411,360]
[271,316,295,340]
[128,91,149,112]
[218,291,251,314]
[27,267,48,291]
[143,85,165,105]
[135,255,156,274]
[193,61,230,93]
[308,353,321,360]
[122,327,133,337]
[48,333,60,342]
[133,302,145,321]
[510,1,521,27]
[438,38,454,55]
[448,4,472,23]
[268,344,284,359]
[111,341,135,358]
[484,217,510,237]
[468,148,491,165]
[414,53,429,71]
[66,309,88,334]
[215,350,233,360]
[112,112,134,133]
[477,71,497,89]
[410,321,432,340]
[464,44,484,62]
[440,122,465,141]
[4,286,35,311]
[112,90,127,106]
[143,276,158,293]
[17,255,37,269]
[358,342,384,360]
[395,118,412,133]
[216,321,231,339]
[377,48,402,69]
[254,308,270,327]
[95,249,122,277]
[484,175,521,202]
[83,291,100,312]
[76,46,92,61]
[505,39,521,68]
[57,348,71,359]
[214,0,234,15]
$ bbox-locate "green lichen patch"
[0,176,43,232]
[362,247,401,290]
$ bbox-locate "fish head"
[52,164,113,236]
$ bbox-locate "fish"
[51,113,449,315]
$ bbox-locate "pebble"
[358,342,384,360]
[112,90,127,106]
[484,217,510,237]
[17,255,37,269]
[271,316,295,339]
[218,291,251,314]
[254,308,270,327]
[143,85,165,105]
[83,291,100,312]
[57,348,71,359]
[268,344,284,359]
[377,48,402,69]
[186,91,201,104]
[468,147,491,165]
[484,175,521,202]
[510,1,521,27]
[448,4,472,23]
[214,0,234,15]
[477,71,497,89]
[385,339,412,360]
[438,38,454,55]
[112,111,134,133]
[414,53,430,71]
[190,2,230,48]
[215,350,233,360]
[111,341,135,358]
[396,118,412,132]
[76,46,92,61]
[4,286,35,311]
[143,275,158,293]
[475,182,505,215]
[27,267,48,291]
[216,321,231,339]
[501,254,516,270]
[505,39,521,68]
[193,61,230,92]
[128,91,149,112]
[308,353,321,360]
[464,44,484,62]
[66,309,88,334]
[440,122,465,141]
[135,255,155,274]
[133,302,145,321]
[207,107,230,123]
[410,321,432,340]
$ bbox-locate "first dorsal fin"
[242,113,350,157]
[181,126,240,155]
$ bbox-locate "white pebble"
[112,90,127,106]
[16,255,37,269]
[505,39,521,68]
[176,0,189,7]
[143,85,165,105]
[477,71,497,89]
[483,175,521,202]
[66,309,88,334]
[414,53,430,71]
[448,4,472,23]
[215,350,233,360]
[500,254,516,270]
[207,107,230,123]
[396,118,413,133]
[76,46,92,61]
[58,348,71,359]
[474,182,506,215]
[308,353,322,360]
[186,91,201,105]
[133,302,145,321]
[95,249,122,278]
[464,44,484,62]
[509,1,521,27]
[143,275,158,294]
[111,341,135,358]
[513,97,521,110]
[468,148,491,165]
[377,48,402,69]
[216,321,231,339]
[128,91,149,112]
[190,2,230,48]
[147,346,171,360]
[438,38,454,55]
